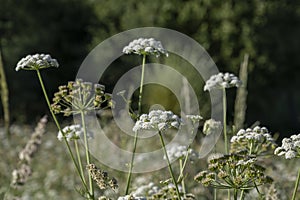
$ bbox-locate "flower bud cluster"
[123,38,168,57]
[86,164,118,191]
[51,79,111,116]
[16,54,58,71]
[194,154,273,189]
[204,72,241,91]
[132,110,181,132]
[274,133,300,159]
[230,126,276,155]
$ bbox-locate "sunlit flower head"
[132,110,181,132]
[230,126,276,155]
[204,72,241,91]
[274,133,300,159]
[16,53,59,71]
[57,124,83,141]
[123,38,168,57]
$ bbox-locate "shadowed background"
[0,0,299,136]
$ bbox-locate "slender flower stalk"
[81,111,94,198]
[123,38,168,194]
[179,158,186,198]
[138,54,146,115]
[222,88,228,154]
[125,130,138,195]
[125,54,146,194]
[36,69,90,195]
[74,140,86,186]
[292,168,300,200]
[158,131,181,199]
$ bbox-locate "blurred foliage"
[0,0,299,134]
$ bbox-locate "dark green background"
[0,0,299,136]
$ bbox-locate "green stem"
[125,54,146,194]
[80,111,94,199]
[292,168,300,200]
[137,54,146,116]
[36,70,90,195]
[249,141,253,155]
[240,189,245,200]
[159,131,181,199]
[74,140,86,185]
[233,189,238,200]
[223,88,230,200]
[125,131,139,195]
[179,159,186,197]
[223,88,228,154]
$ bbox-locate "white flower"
[186,115,203,124]
[57,125,83,141]
[123,38,168,57]
[203,119,222,135]
[274,133,300,159]
[231,126,274,143]
[204,72,241,91]
[164,144,198,161]
[285,150,297,159]
[133,110,181,132]
[16,53,59,71]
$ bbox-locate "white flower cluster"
[274,134,300,159]
[57,125,83,141]
[231,126,274,144]
[117,195,146,200]
[186,114,203,124]
[123,38,168,57]
[203,119,222,135]
[164,144,198,161]
[16,53,59,71]
[204,72,241,91]
[131,182,159,197]
[133,110,181,132]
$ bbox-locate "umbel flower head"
[164,143,198,162]
[230,126,276,155]
[16,53,59,71]
[132,110,181,132]
[123,38,168,57]
[204,72,241,91]
[57,124,84,142]
[274,133,300,159]
[194,154,273,189]
[51,79,112,116]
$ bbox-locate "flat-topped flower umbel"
[274,133,300,159]
[230,126,276,155]
[133,110,181,132]
[123,38,168,57]
[16,54,59,71]
[204,72,241,91]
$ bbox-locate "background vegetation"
[0,0,299,135]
